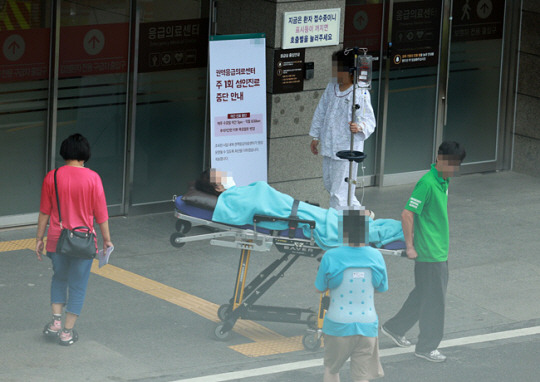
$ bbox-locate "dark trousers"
[384,261,448,353]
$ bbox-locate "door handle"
[444,13,453,126]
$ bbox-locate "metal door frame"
[374,0,516,186]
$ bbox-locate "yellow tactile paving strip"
[0,238,38,252]
[229,335,305,356]
[90,262,306,356]
[0,238,305,357]
[90,261,285,343]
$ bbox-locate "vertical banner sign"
[209,34,267,186]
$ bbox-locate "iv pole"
[337,47,368,207]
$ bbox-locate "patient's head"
[339,208,370,247]
[195,168,235,196]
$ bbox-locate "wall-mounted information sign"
[138,18,208,73]
[272,48,305,94]
[282,8,340,49]
[452,0,504,42]
[391,1,441,68]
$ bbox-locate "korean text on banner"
[209,34,267,186]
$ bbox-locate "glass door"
[130,0,209,211]
[444,0,506,172]
[379,0,444,185]
[56,0,131,214]
[0,0,51,227]
[378,0,506,184]
[344,0,385,182]
[345,0,449,186]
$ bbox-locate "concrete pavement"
[1,170,539,381]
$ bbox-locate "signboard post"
[209,34,267,186]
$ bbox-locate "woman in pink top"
[35,134,113,346]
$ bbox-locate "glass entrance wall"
[0,0,518,227]
[445,40,501,163]
[343,0,385,178]
[383,0,441,175]
[384,66,438,173]
[0,0,50,223]
[343,0,444,183]
[131,0,209,207]
[444,0,506,165]
[0,0,210,227]
[55,0,130,211]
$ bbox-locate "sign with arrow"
[60,23,128,77]
[2,34,25,61]
[84,29,105,56]
[0,23,128,83]
[452,0,504,42]
[0,29,48,83]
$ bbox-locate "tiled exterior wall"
[514,0,540,177]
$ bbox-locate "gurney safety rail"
[171,210,322,255]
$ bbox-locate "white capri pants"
[323,157,361,209]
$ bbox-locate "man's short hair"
[438,141,466,162]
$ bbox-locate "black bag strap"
[54,168,63,229]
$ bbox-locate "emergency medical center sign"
[209,34,267,186]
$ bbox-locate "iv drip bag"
[357,55,373,89]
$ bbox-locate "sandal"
[58,328,78,346]
[43,317,62,337]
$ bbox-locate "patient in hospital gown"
[195,169,403,250]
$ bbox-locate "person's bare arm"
[35,212,49,261]
[98,220,113,251]
[401,209,418,260]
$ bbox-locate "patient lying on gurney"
[190,169,404,250]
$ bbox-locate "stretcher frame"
[170,206,405,349]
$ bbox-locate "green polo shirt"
[404,164,450,262]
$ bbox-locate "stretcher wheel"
[302,332,322,351]
[212,323,233,341]
[217,304,231,321]
[170,232,186,248]
[307,313,318,330]
[175,220,192,233]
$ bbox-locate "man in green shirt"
[381,141,466,362]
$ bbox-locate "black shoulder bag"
[54,168,97,259]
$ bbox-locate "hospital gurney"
[170,194,406,349]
